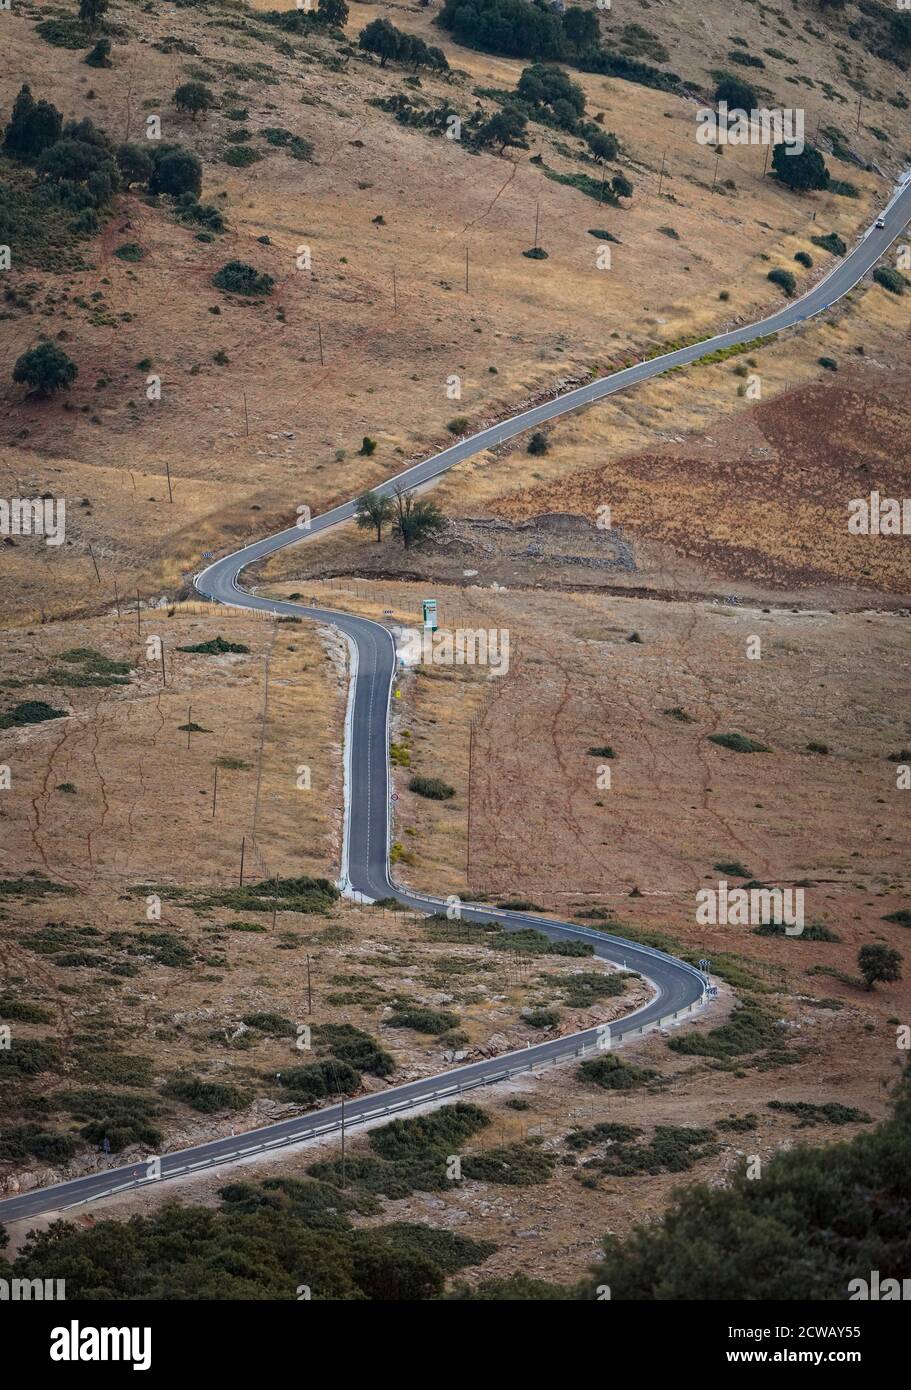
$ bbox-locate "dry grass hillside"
[2,0,908,620]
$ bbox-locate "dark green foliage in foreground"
[0,699,68,728]
[582,1067,911,1299]
[5,1175,494,1299]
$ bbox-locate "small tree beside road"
[355,490,394,542]
[392,487,446,549]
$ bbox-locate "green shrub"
[794,250,813,268]
[668,1003,781,1061]
[12,344,78,397]
[708,732,770,753]
[79,1052,154,1087]
[384,1004,459,1035]
[767,267,796,297]
[313,1023,395,1077]
[0,700,68,728]
[211,262,273,296]
[275,1058,360,1101]
[408,774,455,800]
[36,18,93,49]
[66,1089,163,1151]
[577,1054,657,1090]
[811,231,846,256]
[162,1076,246,1113]
[767,1100,871,1128]
[463,1141,554,1185]
[873,266,906,295]
[177,636,250,654]
[663,706,692,723]
[242,1012,296,1037]
[0,998,54,1024]
[523,1008,560,1028]
[0,1038,61,1074]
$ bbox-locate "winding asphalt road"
[2,182,908,1226]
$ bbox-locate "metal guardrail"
[60,996,704,1211]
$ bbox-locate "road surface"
[2,182,907,1225]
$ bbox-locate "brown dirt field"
[0,609,344,885]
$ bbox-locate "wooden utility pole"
[465,246,469,293]
[88,544,101,584]
[533,201,540,249]
[113,578,121,618]
[317,320,324,366]
[306,954,313,1013]
[212,764,218,819]
[159,642,166,687]
[239,835,246,887]
[599,163,605,204]
[186,704,192,750]
[711,148,721,193]
[657,150,667,198]
[243,392,249,437]
[392,266,398,313]
[762,143,770,179]
[165,460,173,504]
[136,590,141,638]
[855,92,862,135]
